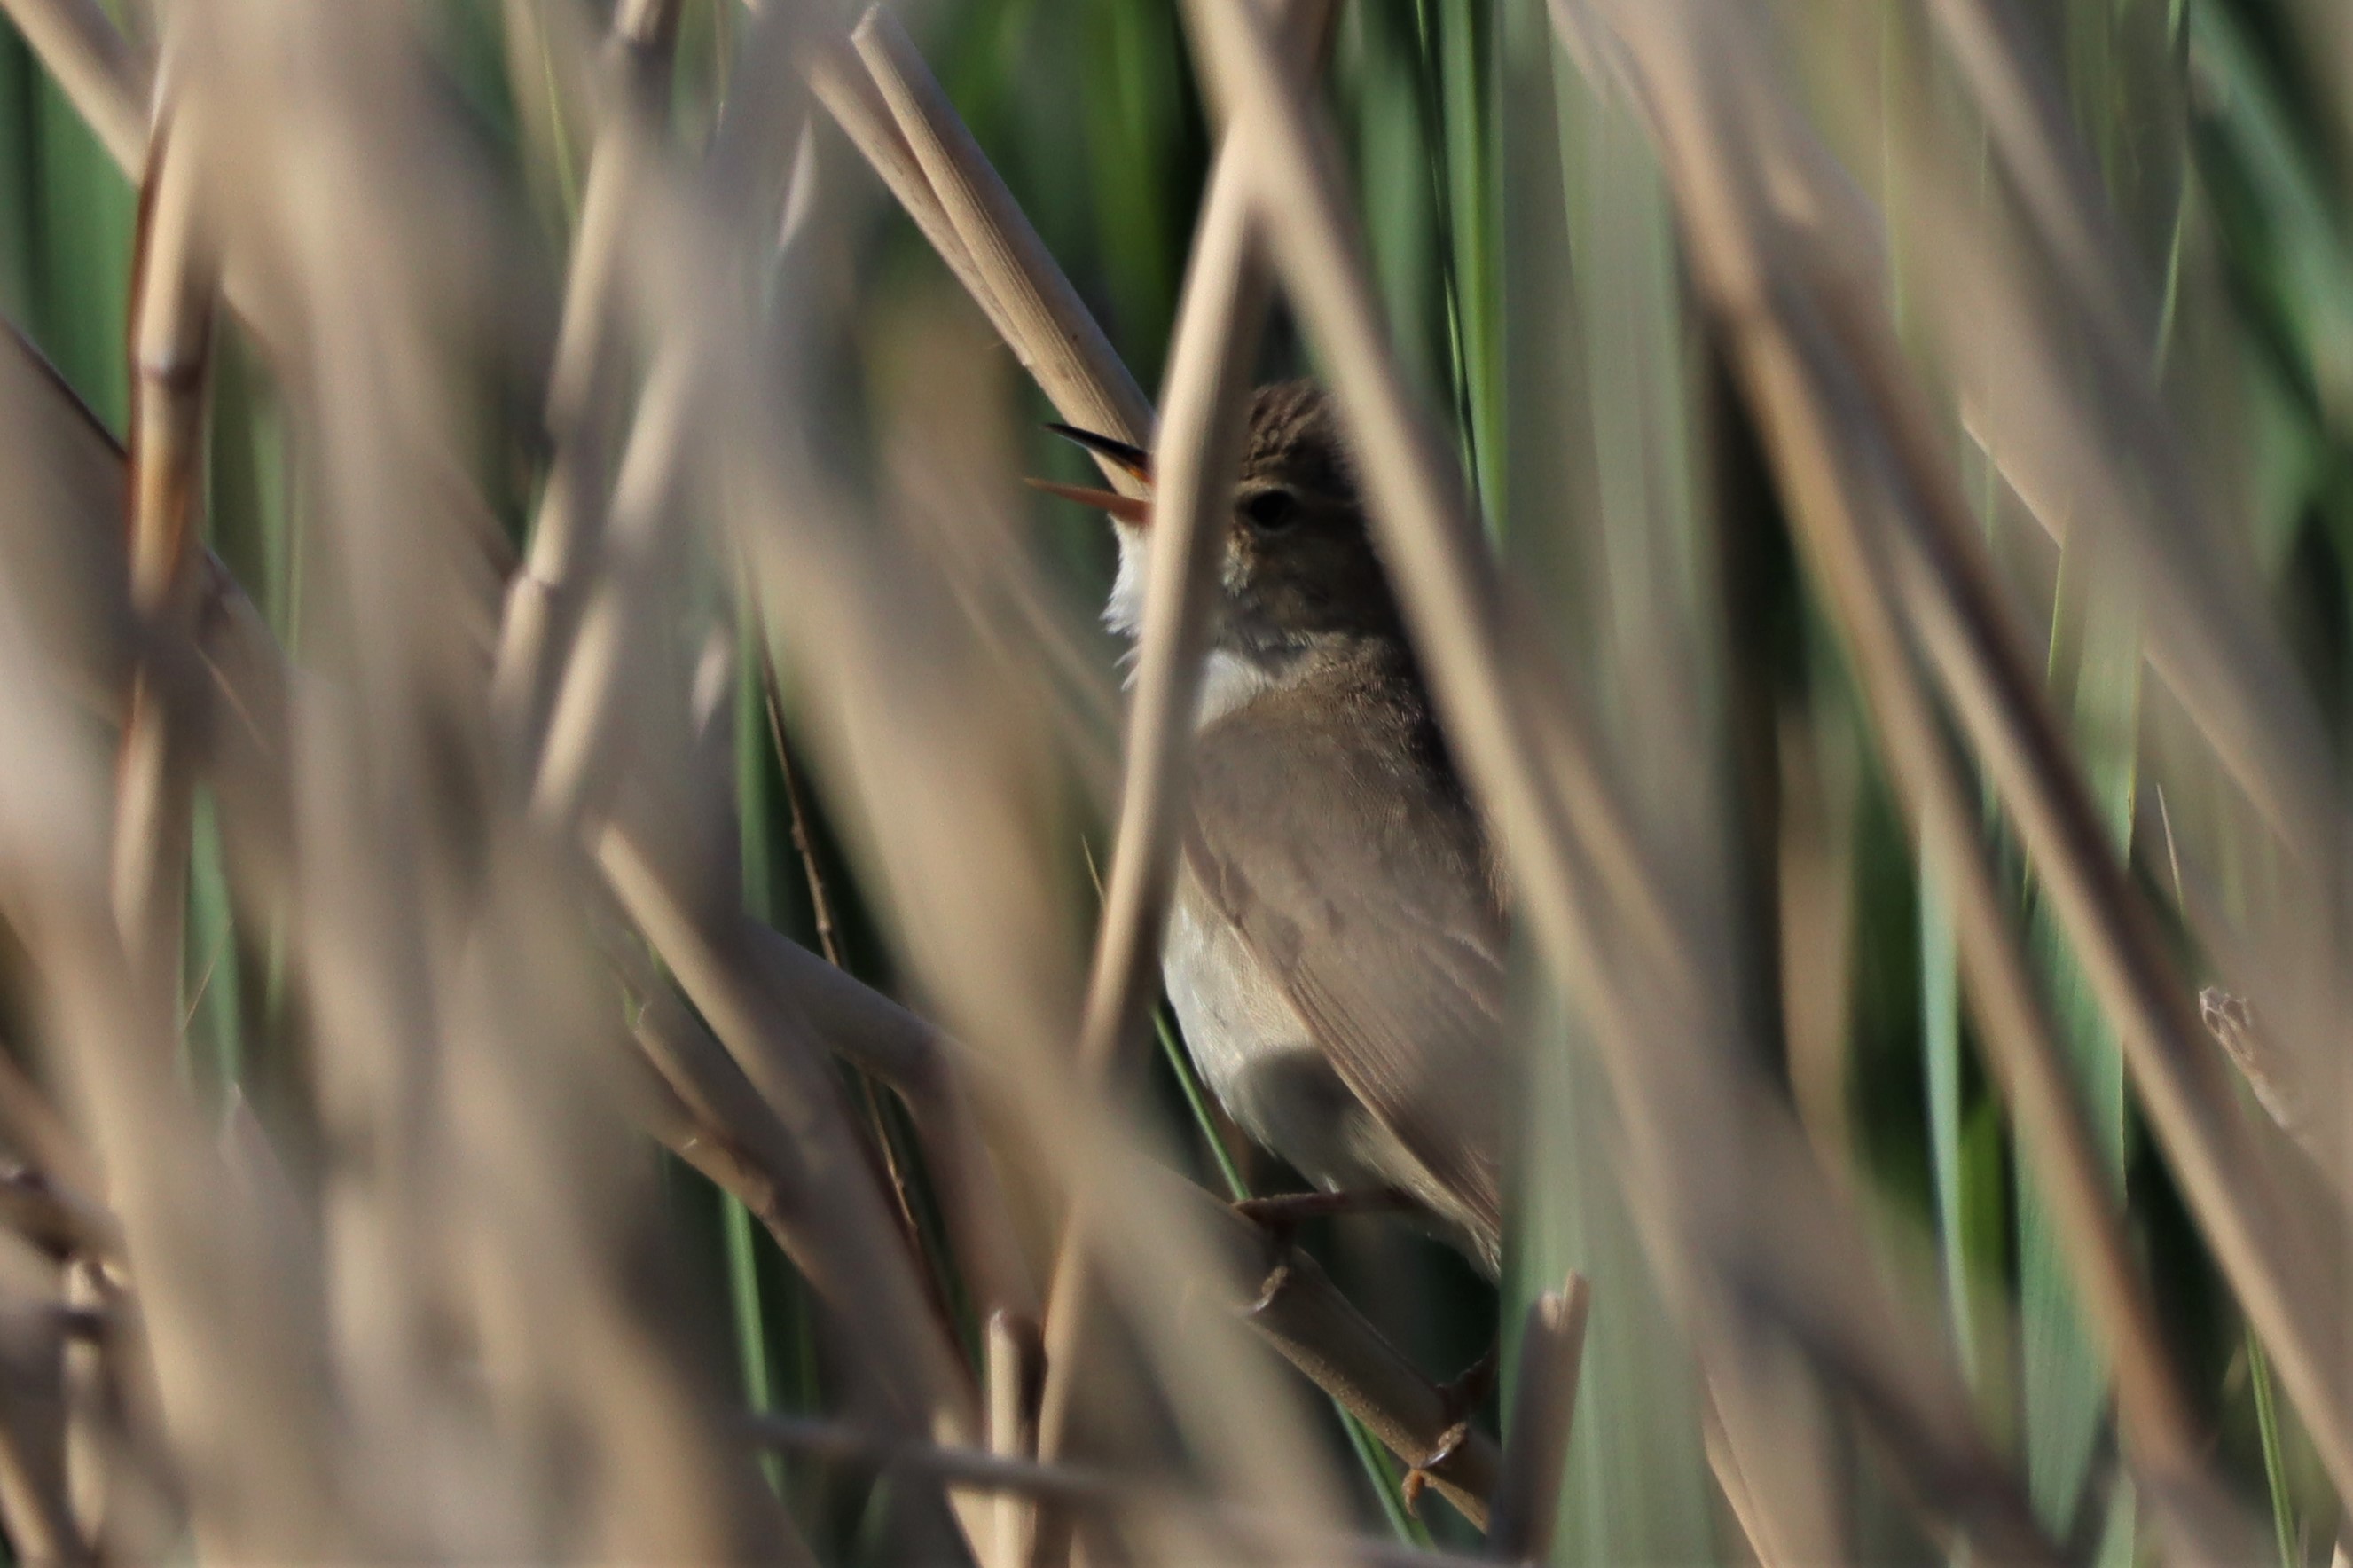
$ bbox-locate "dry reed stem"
[1202,1198,1497,1525]
[0,1172,118,1266]
[599,827,980,1445]
[0,0,149,176]
[985,1312,1041,1568]
[1189,0,2049,1558]
[851,8,1155,465]
[522,6,1040,1384]
[182,10,798,1557]
[1031,21,1284,1530]
[1063,72,1267,1090]
[1842,20,2353,1504]
[745,1412,1492,1568]
[0,1054,100,1206]
[741,945,1506,1525]
[0,701,341,1561]
[110,105,216,996]
[804,41,1026,356]
[1874,343,2353,1507]
[489,0,689,781]
[530,343,698,823]
[1568,0,2262,1552]
[1485,1273,1589,1563]
[739,923,1039,1324]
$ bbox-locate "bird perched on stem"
[1032,380,1508,1280]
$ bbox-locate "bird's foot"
[1400,1420,1471,1517]
[1399,1342,1497,1516]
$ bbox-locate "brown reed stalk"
[1894,3,2351,1233]
[488,0,684,776]
[1186,0,2058,1559]
[600,827,982,1438]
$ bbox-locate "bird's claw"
[1244,1259,1292,1316]
[1400,1420,1471,1516]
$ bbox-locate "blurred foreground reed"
[0,0,2346,1562]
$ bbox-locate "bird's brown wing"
[1184,654,1508,1255]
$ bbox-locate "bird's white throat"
[1102,520,1291,728]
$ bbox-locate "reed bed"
[0,0,2343,1562]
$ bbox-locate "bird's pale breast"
[1164,865,1463,1225]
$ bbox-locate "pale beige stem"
[491,0,690,778]
[985,1312,1040,1568]
[850,8,1154,462]
[804,41,1026,357]
[111,107,217,994]
[1486,1274,1590,1563]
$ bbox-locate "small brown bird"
[1036,380,1508,1278]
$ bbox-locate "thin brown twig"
[1029,91,1268,1495]
[761,664,845,971]
[804,40,1027,357]
[600,829,980,1447]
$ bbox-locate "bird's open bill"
[1027,422,1154,526]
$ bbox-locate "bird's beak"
[1027,422,1154,527]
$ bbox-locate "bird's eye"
[1243,489,1298,532]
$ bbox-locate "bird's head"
[1031,380,1400,657]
